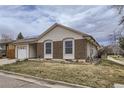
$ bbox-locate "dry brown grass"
[0,59,124,88]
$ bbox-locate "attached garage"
[14,38,37,59]
[16,44,37,59]
[16,45,29,59]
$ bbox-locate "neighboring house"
[0,40,11,57]
[0,40,15,58]
[14,23,100,61]
[105,44,124,55]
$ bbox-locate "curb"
[0,70,90,88]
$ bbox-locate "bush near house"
[0,59,124,88]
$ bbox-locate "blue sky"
[0,5,122,45]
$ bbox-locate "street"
[0,72,72,88]
[0,74,48,88]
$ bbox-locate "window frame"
[65,40,73,54]
[63,38,74,56]
[45,42,52,54]
[44,40,53,55]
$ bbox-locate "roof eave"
[83,35,100,48]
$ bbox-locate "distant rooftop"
[24,35,39,40]
[14,35,39,44]
[0,39,14,44]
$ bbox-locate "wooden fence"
[6,44,15,59]
[7,49,15,59]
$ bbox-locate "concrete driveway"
[0,58,16,66]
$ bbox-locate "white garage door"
[17,46,27,59]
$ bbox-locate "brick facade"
[53,41,63,59]
[75,39,87,59]
[37,39,87,59]
[37,43,44,58]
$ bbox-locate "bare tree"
[108,27,122,55]
[0,33,13,41]
[106,6,124,55]
[112,5,124,35]
[112,5,124,14]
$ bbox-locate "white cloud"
[0,5,121,45]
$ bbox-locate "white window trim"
[44,40,53,58]
[63,38,75,59]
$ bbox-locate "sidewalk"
[114,84,124,88]
[107,56,124,66]
[0,58,16,66]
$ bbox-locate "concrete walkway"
[0,58,16,66]
[107,56,124,66]
[114,84,124,88]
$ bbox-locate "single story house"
[14,23,100,61]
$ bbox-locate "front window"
[65,41,73,54]
[45,42,51,54]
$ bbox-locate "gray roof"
[14,35,39,44]
[13,23,100,47]
[24,35,40,39]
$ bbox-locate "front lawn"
[0,59,124,88]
